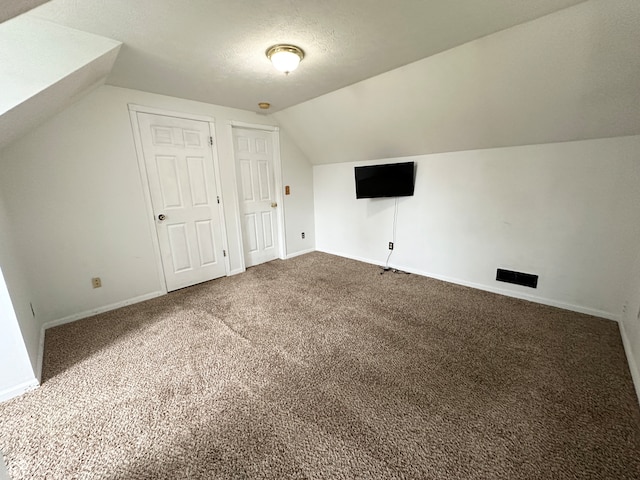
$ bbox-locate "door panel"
[156,156,183,208]
[137,112,226,291]
[257,160,271,200]
[195,220,217,266]
[233,128,279,267]
[261,211,274,249]
[239,160,254,201]
[244,213,259,253]
[167,223,191,272]
[187,157,209,206]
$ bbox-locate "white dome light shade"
[266,45,304,74]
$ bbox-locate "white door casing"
[233,127,280,267]
[136,112,227,291]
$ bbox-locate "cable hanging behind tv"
[354,161,415,199]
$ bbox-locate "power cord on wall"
[385,197,399,269]
[380,197,410,275]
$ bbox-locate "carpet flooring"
[1,252,639,479]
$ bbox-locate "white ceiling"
[0,0,49,23]
[274,0,640,164]
[27,0,587,113]
[0,16,121,150]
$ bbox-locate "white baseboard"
[0,378,39,404]
[317,249,385,269]
[40,290,165,331]
[286,248,316,259]
[406,267,618,321]
[36,291,164,382]
[0,452,9,480]
[619,321,640,407]
[316,248,619,321]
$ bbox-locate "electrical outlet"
[301,232,305,239]
[388,242,394,250]
[623,303,628,314]
[91,277,102,289]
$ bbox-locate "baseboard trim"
[317,249,384,270]
[317,248,619,321]
[0,378,39,404]
[286,248,316,259]
[619,322,640,407]
[36,290,164,382]
[413,269,618,321]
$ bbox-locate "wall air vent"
[496,268,538,288]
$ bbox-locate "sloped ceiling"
[3,0,637,164]
[0,16,121,150]
[275,0,640,164]
[0,0,49,23]
[29,0,586,113]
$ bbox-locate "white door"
[137,112,227,291]
[233,128,279,267]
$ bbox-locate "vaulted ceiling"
[4,0,638,165]
[0,0,49,23]
[274,0,640,164]
[26,0,586,113]
[0,15,120,151]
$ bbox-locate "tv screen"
[354,161,415,199]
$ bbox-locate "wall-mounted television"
[354,161,415,199]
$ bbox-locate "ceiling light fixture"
[266,44,304,74]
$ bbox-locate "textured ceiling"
[28,0,587,113]
[274,0,640,164]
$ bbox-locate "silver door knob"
[158,214,166,221]
[271,202,278,208]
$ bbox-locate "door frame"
[229,120,287,266]
[128,104,231,293]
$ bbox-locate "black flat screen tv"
[355,161,415,199]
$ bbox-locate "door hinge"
[217,196,220,204]
[209,136,214,146]
[223,250,227,257]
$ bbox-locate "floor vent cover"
[496,268,538,288]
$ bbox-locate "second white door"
[233,127,279,268]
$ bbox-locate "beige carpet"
[1,252,639,479]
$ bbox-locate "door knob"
[158,214,166,221]
[271,202,278,208]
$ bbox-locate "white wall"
[0,193,38,400]
[0,85,314,333]
[621,248,640,403]
[619,150,640,401]
[280,129,315,256]
[314,136,640,320]
[275,0,640,165]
